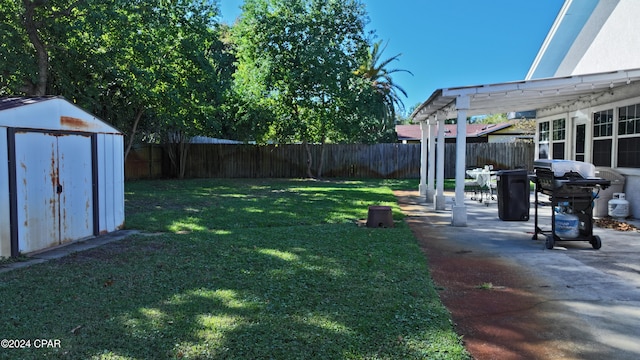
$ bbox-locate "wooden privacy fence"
[455,142,535,178]
[125,144,164,180]
[125,142,534,180]
[185,143,422,178]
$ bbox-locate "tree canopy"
[232,0,370,144]
[1,0,411,177]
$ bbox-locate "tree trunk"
[316,95,328,179]
[124,107,145,164]
[165,133,179,178]
[304,141,314,178]
[164,131,190,179]
[317,141,326,179]
[22,0,49,96]
[165,142,177,177]
[179,140,190,179]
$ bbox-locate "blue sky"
[219,0,565,114]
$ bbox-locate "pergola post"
[434,112,446,210]
[452,95,469,226]
[426,118,436,203]
[418,121,428,197]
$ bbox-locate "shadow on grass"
[124,179,406,232]
[0,179,467,359]
[0,228,465,359]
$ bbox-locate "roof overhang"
[411,68,640,121]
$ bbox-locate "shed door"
[14,132,94,253]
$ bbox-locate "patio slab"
[396,190,640,360]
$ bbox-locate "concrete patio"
[398,190,640,359]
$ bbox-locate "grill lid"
[534,159,595,179]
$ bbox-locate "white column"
[426,118,436,203]
[452,95,469,226]
[419,121,428,196]
[434,112,446,210]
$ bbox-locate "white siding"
[97,133,125,233]
[625,175,640,218]
[569,0,640,75]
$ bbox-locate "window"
[552,118,566,140]
[619,104,640,135]
[618,138,640,167]
[592,109,613,167]
[552,143,565,159]
[538,122,549,159]
[593,139,612,167]
[538,119,565,159]
[618,103,640,167]
[538,122,549,142]
[593,109,613,137]
[550,118,566,159]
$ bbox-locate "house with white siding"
[411,0,640,225]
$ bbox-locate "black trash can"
[497,169,530,221]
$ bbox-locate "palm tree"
[355,40,412,120]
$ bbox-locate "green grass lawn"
[0,178,469,359]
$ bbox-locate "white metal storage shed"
[0,97,124,258]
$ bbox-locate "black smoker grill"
[531,160,610,250]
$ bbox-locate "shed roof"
[0,96,59,111]
[0,96,121,134]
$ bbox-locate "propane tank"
[555,207,579,239]
[608,193,630,220]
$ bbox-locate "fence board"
[125,142,534,180]
[125,145,163,180]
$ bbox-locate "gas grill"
[531,160,610,249]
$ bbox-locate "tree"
[355,40,412,121]
[2,0,235,178]
[71,0,231,178]
[511,118,536,140]
[0,0,81,95]
[232,0,371,177]
[473,113,508,124]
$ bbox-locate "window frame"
[592,109,614,167]
[617,102,640,168]
[537,121,550,159]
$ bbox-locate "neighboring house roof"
[528,0,640,79]
[190,136,243,144]
[396,122,515,141]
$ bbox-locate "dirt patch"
[56,236,166,264]
[395,191,580,360]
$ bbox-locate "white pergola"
[410,68,640,226]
